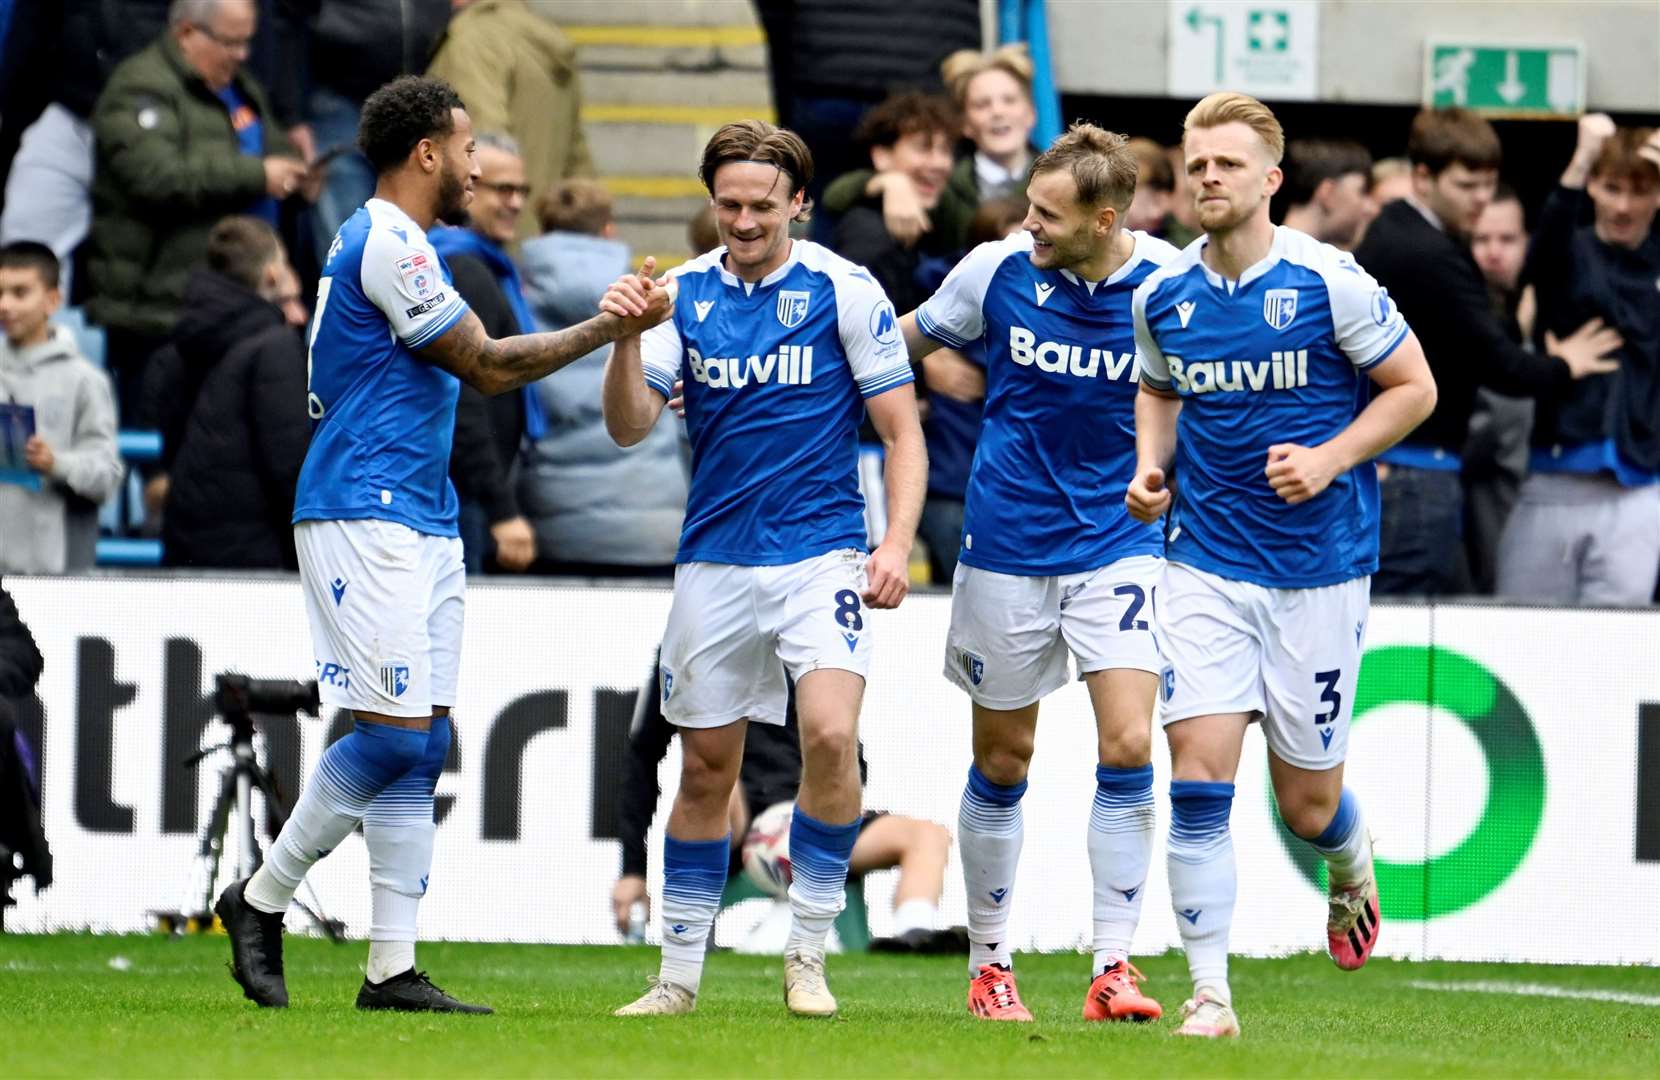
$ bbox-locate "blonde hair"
[1183,92,1285,165]
[940,44,1034,108]
[1030,122,1139,212]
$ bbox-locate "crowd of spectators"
[0,0,1655,605]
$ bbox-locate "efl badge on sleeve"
[1263,288,1298,331]
[776,290,810,329]
[396,252,437,300]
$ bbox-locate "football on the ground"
[741,801,794,897]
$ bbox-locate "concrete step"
[588,121,707,176]
[583,67,771,109]
[564,23,766,69]
[538,0,759,28]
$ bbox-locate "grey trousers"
[1495,472,1660,606]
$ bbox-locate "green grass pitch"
[1,934,1656,1077]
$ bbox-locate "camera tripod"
[156,689,343,941]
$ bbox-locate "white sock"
[245,793,361,914]
[1089,764,1155,974]
[658,834,728,994]
[958,766,1026,977]
[1168,781,1237,1004]
[892,898,938,936]
[366,939,415,985]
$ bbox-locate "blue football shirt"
[1133,226,1411,587]
[915,230,1178,575]
[293,199,472,537]
[640,240,913,566]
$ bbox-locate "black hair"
[358,76,467,175]
[0,241,60,289]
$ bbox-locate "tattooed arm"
[418,283,673,396]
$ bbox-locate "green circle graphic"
[1274,645,1546,920]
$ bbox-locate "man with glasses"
[428,132,541,574]
[87,0,315,424]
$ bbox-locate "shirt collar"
[1404,195,1445,233]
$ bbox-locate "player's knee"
[678,748,738,805]
[1276,789,1341,841]
[974,742,1033,786]
[799,722,857,774]
[1097,724,1151,768]
[918,820,952,862]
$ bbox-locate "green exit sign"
[1425,41,1585,117]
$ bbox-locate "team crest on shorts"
[1161,665,1176,702]
[661,667,675,702]
[1263,288,1298,330]
[380,662,411,698]
[776,290,810,328]
[959,649,985,687]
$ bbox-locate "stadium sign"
[6,577,1656,965]
[1167,1,1320,101]
[1424,41,1586,117]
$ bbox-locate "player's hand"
[922,348,986,402]
[1548,316,1622,379]
[1125,465,1171,523]
[262,156,309,199]
[601,257,675,333]
[666,379,686,418]
[863,540,909,609]
[23,435,53,474]
[874,172,930,248]
[612,875,648,935]
[1265,443,1341,505]
[490,515,536,572]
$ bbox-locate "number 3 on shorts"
[833,588,863,631]
[1313,668,1342,725]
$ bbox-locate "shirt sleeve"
[1133,281,1172,391]
[639,316,683,400]
[834,269,913,398]
[914,238,1010,348]
[1324,250,1410,370]
[361,228,471,349]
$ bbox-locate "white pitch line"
[1408,979,1660,1007]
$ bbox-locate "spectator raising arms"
[86,0,314,422]
[427,0,594,244]
[822,44,1040,254]
[151,217,311,570]
[0,242,122,573]
[1496,116,1660,605]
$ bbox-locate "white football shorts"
[658,548,874,729]
[943,555,1164,710]
[1155,561,1369,770]
[296,518,465,718]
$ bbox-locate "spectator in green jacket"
[86,0,313,423]
[820,44,1039,255]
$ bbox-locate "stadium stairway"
[551,1,774,271]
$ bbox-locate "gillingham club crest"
[1263,288,1298,331]
[776,290,810,329]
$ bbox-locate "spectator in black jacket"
[1496,116,1660,605]
[270,0,451,263]
[0,580,48,923]
[152,215,310,569]
[428,132,540,574]
[832,92,960,316]
[1352,107,1621,596]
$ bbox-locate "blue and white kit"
[1134,225,1411,766]
[916,230,1177,708]
[294,198,471,717]
[641,240,913,727]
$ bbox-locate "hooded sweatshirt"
[0,324,122,572]
[517,230,686,566]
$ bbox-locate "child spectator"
[0,241,122,572]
